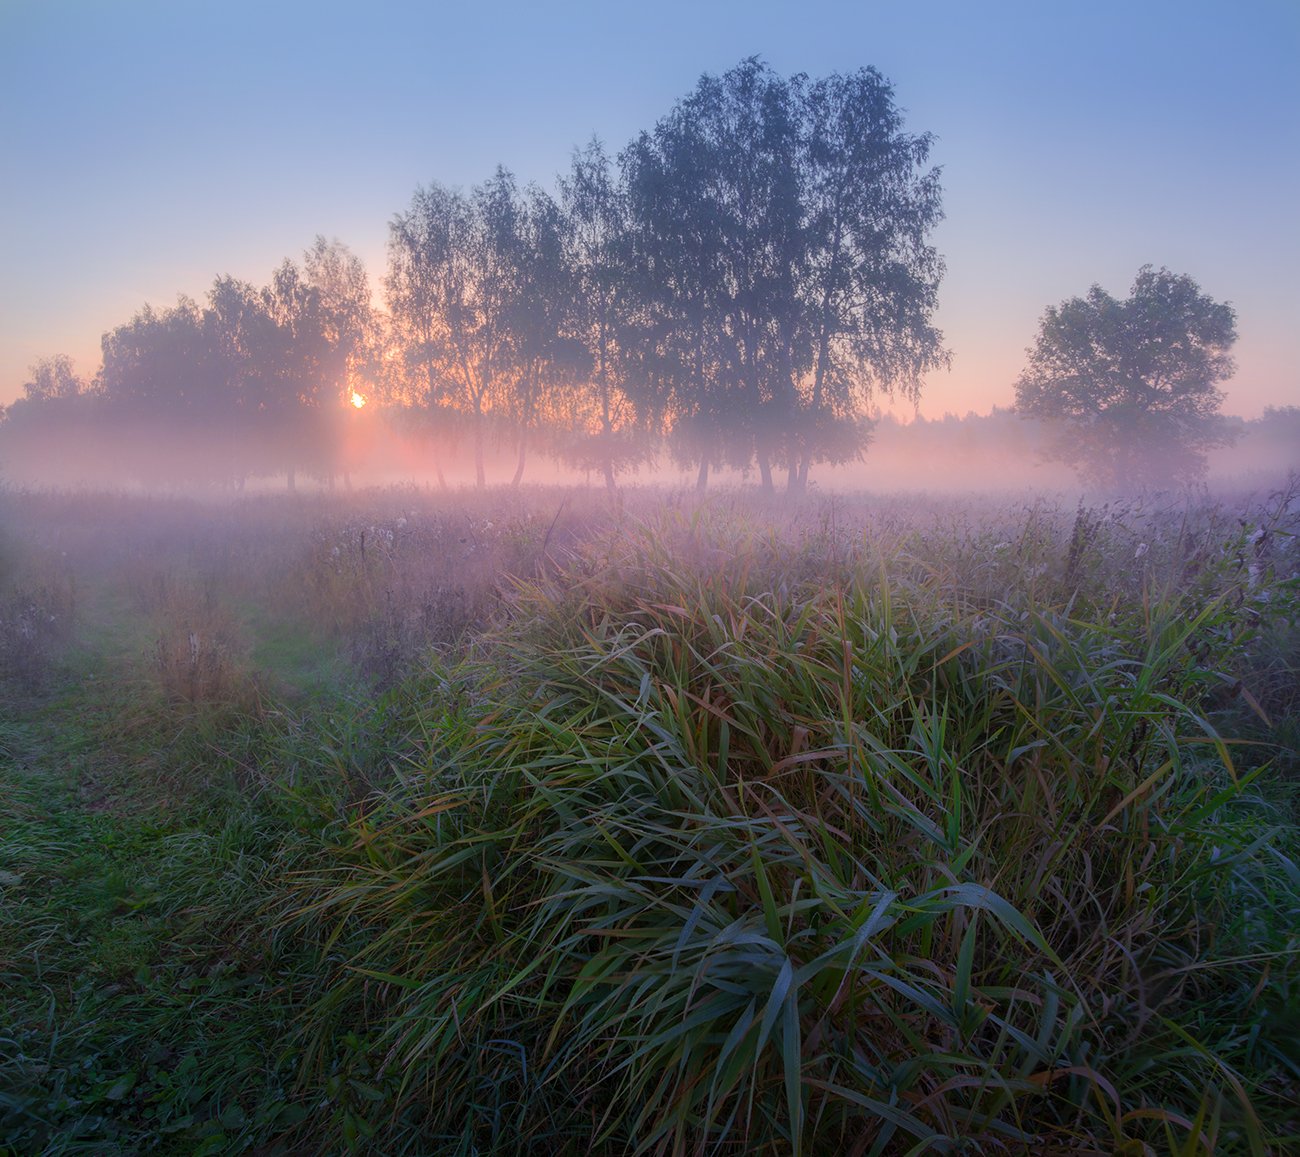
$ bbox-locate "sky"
[2,0,1297,419]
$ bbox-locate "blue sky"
[2,0,1296,417]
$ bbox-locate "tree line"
[2,59,947,492]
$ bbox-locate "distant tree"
[204,275,278,483]
[0,355,98,484]
[454,167,517,488]
[557,139,648,490]
[303,237,379,486]
[622,59,797,490]
[387,177,504,487]
[622,59,946,491]
[1243,405,1300,476]
[100,297,220,419]
[98,279,331,488]
[21,354,86,402]
[791,66,947,492]
[387,168,571,488]
[1261,404,1300,425]
[303,236,377,407]
[261,260,328,408]
[498,181,581,487]
[97,296,241,483]
[1015,266,1239,488]
[385,182,470,487]
[259,259,332,489]
[1258,405,1300,446]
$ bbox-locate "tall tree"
[467,167,538,487]
[100,297,218,418]
[1014,266,1238,488]
[558,139,642,491]
[303,237,379,487]
[386,182,470,487]
[0,355,97,485]
[503,182,587,487]
[303,236,377,410]
[20,354,86,403]
[792,67,947,491]
[204,275,278,484]
[260,260,331,489]
[622,59,946,492]
[623,65,769,490]
[387,168,560,488]
[97,296,240,484]
[386,176,499,488]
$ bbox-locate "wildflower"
[1134,542,1148,559]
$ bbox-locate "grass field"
[1,481,1297,1155]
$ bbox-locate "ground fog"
[1,481,1297,1155]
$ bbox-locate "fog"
[3,405,1295,498]
[7,56,1291,504]
[5,23,1299,1154]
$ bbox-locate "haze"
[2,0,1298,426]
[5,5,1300,1147]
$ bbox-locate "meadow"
[1,481,1297,1155]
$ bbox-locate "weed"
[1,482,1296,1153]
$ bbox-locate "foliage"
[0,241,379,490]
[622,59,946,492]
[554,138,651,491]
[387,169,577,488]
[1,484,1296,1154]
[4,57,951,494]
[1015,266,1239,488]
[19,354,86,403]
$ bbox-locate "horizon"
[3,0,1298,421]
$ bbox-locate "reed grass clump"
[3,484,1294,1153]
[286,510,1297,1155]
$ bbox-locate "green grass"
[1,482,1296,1154]
[281,513,1298,1153]
[0,684,312,1154]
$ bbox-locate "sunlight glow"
[350,391,366,409]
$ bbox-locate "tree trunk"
[786,460,801,495]
[423,358,448,489]
[798,285,834,495]
[474,409,486,489]
[429,445,447,490]
[601,374,616,493]
[757,451,774,494]
[696,459,709,492]
[511,432,527,488]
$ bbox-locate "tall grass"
[2,482,1295,1153]
[282,499,1299,1154]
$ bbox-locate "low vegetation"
[1,481,1297,1154]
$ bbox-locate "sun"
[350,390,366,409]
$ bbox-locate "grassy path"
[0,601,318,1155]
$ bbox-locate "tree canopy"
[622,58,946,492]
[383,60,945,490]
[1015,267,1238,488]
[4,59,948,491]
